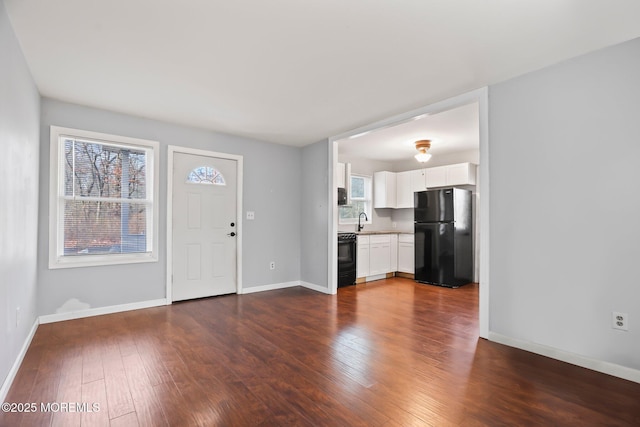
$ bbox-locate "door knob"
[227,232,236,237]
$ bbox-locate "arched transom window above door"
[186,166,226,185]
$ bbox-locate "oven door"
[337,238,356,287]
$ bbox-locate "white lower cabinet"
[357,233,412,279]
[397,234,414,274]
[369,235,391,276]
[390,234,398,272]
[357,235,370,278]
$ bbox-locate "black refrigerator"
[414,188,473,288]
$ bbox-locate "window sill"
[49,252,158,269]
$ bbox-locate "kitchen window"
[339,174,372,224]
[48,126,159,269]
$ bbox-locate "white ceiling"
[5,1,640,146]
[338,102,479,161]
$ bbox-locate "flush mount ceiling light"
[414,140,432,163]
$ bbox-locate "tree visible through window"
[62,139,148,255]
[49,126,158,268]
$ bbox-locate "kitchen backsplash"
[338,206,413,233]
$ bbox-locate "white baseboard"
[0,319,39,402]
[240,281,299,294]
[489,332,640,384]
[239,281,333,295]
[300,281,332,294]
[39,298,168,324]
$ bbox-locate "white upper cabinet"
[373,171,397,208]
[396,171,413,209]
[410,169,427,192]
[425,166,447,188]
[425,163,477,188]
[373,163,476,209]
[446,163,477,186]
[336,162,346,188]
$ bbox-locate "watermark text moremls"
[1,402,100,413]
[40,402,100,413]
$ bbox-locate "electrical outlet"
[269,261,275,270]
[246,211,255,220]
[612,312,628,331]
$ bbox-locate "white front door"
[172,152,237,301]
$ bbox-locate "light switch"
[246,211,255,220]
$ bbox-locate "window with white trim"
[339,174,373,224]
[49,126,159,268]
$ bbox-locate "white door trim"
[328,87,490,339]
[166,145,244,303]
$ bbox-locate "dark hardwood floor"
[2,278,639,426]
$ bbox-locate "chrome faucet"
[358,212,368,232]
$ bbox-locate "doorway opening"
[328,88,490,338]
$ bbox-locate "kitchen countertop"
[338,230,413,235]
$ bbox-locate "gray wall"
[38,99,302,315]
[300,140,329,289]
[0,1,40,392]
[489,37,640,370]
